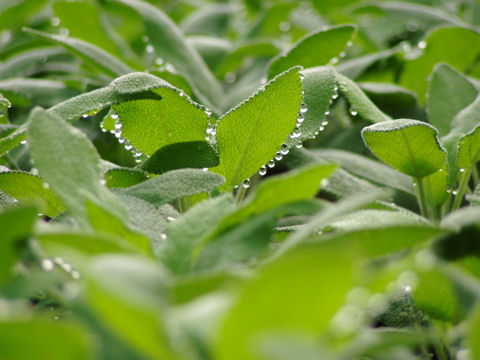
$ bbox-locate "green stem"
[473,166,479,188]
[178,196,191,213]
[415,177,429,219]
[235,184,247,204]
[425,176,439,224]
[452,168,472,211]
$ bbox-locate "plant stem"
[473,166,479,188]
[235,185,247,204]
[415,177,429,219]
[425,176,439,224]
[179,196,191,213]
[452,168,471,211]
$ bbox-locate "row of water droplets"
[100,109,149,164]
[41,257,80,280]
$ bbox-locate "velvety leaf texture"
[213,67,303,189]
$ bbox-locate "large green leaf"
[113,89,211,155]
[213,67,303,190]
[112,0,222,111]
[400,26,480,102]
[336,72,391,123]
[215,243,353,360]
[0,205,37,286]
[0,47,65,79]
[267,25,356,79]
[23,28,132,78]
[119,169,225,206]
[427,63,478,137]
[27,107,126,226]
[361,119,446,178]
[0,320,93,360]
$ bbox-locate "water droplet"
[124,144,133,151]
[418,40,426,49]
[205,109,212,117]
[279,21,291,32]
[146,44,154,53]
[134,151,142,158]
[459,168,465,173]
[275,152,283,161]
[452,190,458,196]
[114,122,122,130]
[114,131,122,138]
[71,270,80,280]
[167,216,176,221]
[202,168,208,172]
[349,107,358,116]
[54,257,64,266]
[259,166,267,176]
[225,72,236,83]
[60,28,69,37]
[155,57,164,66]
[297,113,304,123]
[295,140,303,148]
[332,93,339,100]
[20,140,27,145]
[268,159,275,168]
[142,36,149,43]
[339,51,346,58]
[300,103,308,114]
[62,263,72,273]
[118,137,126,144]
[280,144,289,155]
[178,91,184,97]
[319,126,324,131]
[242,179,250,188]
[330,57,339,65]
[51,17,60,26]
[0,98,12,109]
[100,179,106,186]
[321,121,328,126]
[43,182,50,189]
[347,41,353,47]
[324,110,330,116]
[111,113,119,120]
[321,179,329,187]
[41,259,54,271]
[160,233,167,240]
[81,114,89,119]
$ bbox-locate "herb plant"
[1,0,480,359]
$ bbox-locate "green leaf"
[0,47,65,79]
[48,72,170,121]
[0,205,37,286]
[312,209,442,258]
[0,321,92,360]
[441,95,480,184]
[292,66,336,143]
[457,125,480,172]
[193,211,276,272]
[310,149,415,195]
[142,141,219,174]
[160,194,236,274]
[358,82,417,110]
[119,169,225,206]
[413,270,461,323]
[0,78,78,107]
[38,231,140,257]
[361,119,446,178]
[215,243,353,360]
[0,171,64,217]
[0,125,26,157]
[113,90,211,156]
[112,0,222,111]
[427,63,478,137]
[336,72,391,123]
[53,1,123,58]
[105,168,148,188]
[188,36,231,71]
[85,255,176,359]
[267,25,356,79]
[337,48,399,80]
[23,28,132,78]
[27,107,126,226]
[181,4,234,37]
[216,163,337,232]
[400,26,480,102]
[86,200,151,254]
[469,305,480,359]
[213,67,303,190]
